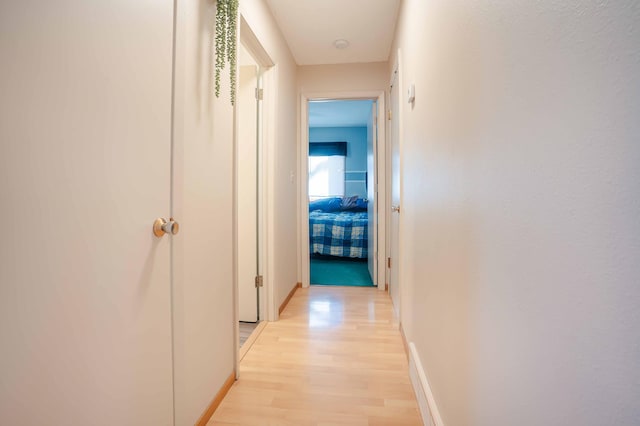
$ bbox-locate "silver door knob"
[153,217,180,237]
[391,205,400,213]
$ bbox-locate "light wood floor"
[209,286,422,426]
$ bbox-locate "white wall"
[171,0,235,424]
[240,0,299,308]
[392,1,640,425]
[298,62,388,93]
[172,0,300,421]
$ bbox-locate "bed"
[309,197,369,259]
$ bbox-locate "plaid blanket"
[309,211,368,258]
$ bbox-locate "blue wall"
[310,126,367,197]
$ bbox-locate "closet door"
[0,1,175,425]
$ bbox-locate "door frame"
[298,91,387,291]
[233,14,277,378]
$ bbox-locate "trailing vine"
[215,0,239,105]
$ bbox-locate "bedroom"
[307,99,377,287]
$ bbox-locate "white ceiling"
[265,0,400,65]
[309,100,373,127]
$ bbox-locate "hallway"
[1,1,638,424]
[209,287,422,425]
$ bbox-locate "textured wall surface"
[241,0,299,309]
[391,1,640,424]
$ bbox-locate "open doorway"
[237,41,262,347]
[233,15,278,376]
[307,100,377,287]
[235,25,279,360]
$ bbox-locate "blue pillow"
[309,197,343,212]
[354,198,368,210]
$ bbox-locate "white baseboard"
[409,342,444,426]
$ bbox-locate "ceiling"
[265,0,401,65]
[309,100,373,128]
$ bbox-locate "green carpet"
[310,257,374,286]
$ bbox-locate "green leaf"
[214,0,238,105]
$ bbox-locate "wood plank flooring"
[209,286,422,426]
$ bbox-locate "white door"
[237,59,260,322]
[389,71,401,310]
[367,102,378,285]
[0,2,175,425]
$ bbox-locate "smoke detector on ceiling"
[333,39,350,49]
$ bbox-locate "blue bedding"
[309,210,368,259]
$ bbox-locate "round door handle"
[391,205,401,213]
[153,217,180,237]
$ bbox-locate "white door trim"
[299,91,387,291]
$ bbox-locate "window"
[308,155,345,200]
[308,142,347,200]
[309,142,347,201]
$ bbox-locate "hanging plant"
[215,0,239,105]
